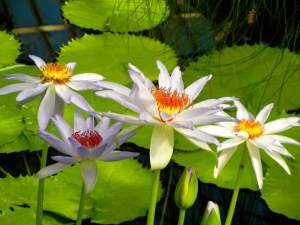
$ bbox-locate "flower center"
[41,63,71,84]
[151,87,190,122]
[72,130,102,149]
[235,119,264,139]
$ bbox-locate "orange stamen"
[235,119,264,139]
[41,63,71,84]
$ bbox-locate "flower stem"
[224,147,247,225]
[147,169,161,225]
[160,164,173,225]
[76,181,86,225]
[36,144,48,225]
[177,209,186,225]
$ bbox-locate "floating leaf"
[0,31,20,67]
[184,45,300,111]
[0,159,162,224]
[63,0,169,32]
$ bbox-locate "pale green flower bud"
[174,167,198,209]
[200,201,221,225]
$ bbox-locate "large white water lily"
[37,110,139,193]
[200,101,300,189]
[0,55,104,129]
[96,61,235,170]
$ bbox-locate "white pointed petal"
[264,117,300,134]
[150,125,174,170]
[80,160,98,193]
[96,90,141,112]
[168,121,194,130]
[170,66,184,91]
[38,86,55,130]
[16,83,50,103]
[96,80,131,95]
[29,54,46,70]
[234,101,251,120]
[175,127,220,146]
[185,74,212,101]
[95,117,110,134]
[71,73,104,81]
[51,114,72,142]
[255,103,273,124]
[193,97,237,108]
[52,156,77,164]
[100,112,144,125]
[67,62,76,71]
[4,74,39,83]
[67,81,100,91]
[156,60,170,88]
[0,83,36,95]
[55,85,93,112]
[194,115,236,126]
[217,138,244,151]
[185,138,212,151]
[199,125,236,138]
[214,147,237,178]
[74,109,86,132]
[86,116,94,130]
[37,162,70,178]
[100,151,139,161]
[265,134,300,146]
[247,141,263,189]
[39,129,75,156]
[128,63,154,89]
[174,107,223,122]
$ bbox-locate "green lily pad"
[184,45,300,111]
[0,159,162,224]
[0,31,20,67]
[63,0,169,32]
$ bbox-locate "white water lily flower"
[0,55,104,129]
[96,61,235,170]
[200,101,300,189]
[37,110,139,193]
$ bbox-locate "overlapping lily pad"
[0,31,20,67]
[63,0,169,32]
[184,45,300,112]
[0,159,162,224]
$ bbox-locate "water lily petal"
[80,160,98,193]
[68,136,90,158]
[4,74,39,83]
[193,97,237,108]
[16,83,50,103]
[100,112,144,125]
[156,60,171,88]
[128,63,154,89]
[52,156,77,164]
[67,62,76,71]
[51,114,73,142]
[217,137,244,151]
[150,125,174,170]
[0,83,36,95]
[74,109,86,132]
[39,129,75,156]
[100,151,139,161]
[247,141,263,189]
[199,125,236,138]
[96,80,131,95]
[174,107,223,122]
[95,117,110,134]
[185,74,212,101]
[37,162,70,178]
[184,138,212,151]
[255,103,273,124]
[29,54,46,70]
[170,66,184,91]
[71,73,104,81]
[96,90,141,113]
[86,116,95,130]
[265,134,300,146]
[67,80,100,91]
[234,101,252,120]
[214,147,237,178]
[195,115,236,126]
[264,117,300,134]
[38,86,55,130]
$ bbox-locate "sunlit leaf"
[0,31,20,67]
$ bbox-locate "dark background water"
[0,0,300,225]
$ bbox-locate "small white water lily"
[37,110,139,193]
[200,101,300,189]
[0,55,104,129]
[96,61,235,170]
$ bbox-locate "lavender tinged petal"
[100,151,139,161]
[29,54,46,70]
[0,83,35,95]
[38,86,55,130]
[80,160,98,193]
[37,162,70,178]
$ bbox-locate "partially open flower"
[0,55,104,129]
[200,101,300,189]
[37,110,139,193]
[96,61,235,170]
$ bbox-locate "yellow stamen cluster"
[41,63,71,84]
[235,119,264,139]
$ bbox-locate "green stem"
[36,144,48,225]
[76,181,86,225]
[160,164,173,225]
[177,209,186,225]
[147,169,161,225]
[224,147,247,225]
